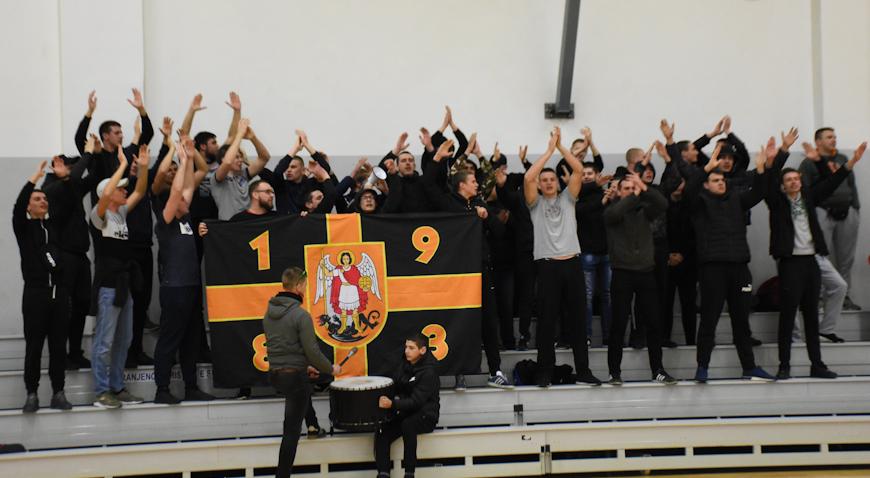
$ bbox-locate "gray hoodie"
[262,292,332,373]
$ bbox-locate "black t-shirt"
[153,194,200,287]
[230,210,278,221]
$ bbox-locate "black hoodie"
[389,351,440,421]
[13,182,63,288]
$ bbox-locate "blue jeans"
[581,253,611,338]
[92,287,133,394]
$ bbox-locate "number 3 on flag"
[422,324,448,361]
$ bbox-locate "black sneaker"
[235,387,252,400]
[50,391,73,410]
[776,365,791,380]
[536,373,551,388]
[154,389,181,405]
[66,354,91,371]
[184,387,216,401]
[517,337,529,351]
[608,374,623,386]
[22,393,39,413]
[575,370,602,386]
[820,333,845,343]
[810,365,838,379]
[307,425,327,439]
[843,296,861,311]
[555,342,570,350]
[653,370,678,385]
[749,337,763,347]
[662,340,678,349]
[454,374,467,391]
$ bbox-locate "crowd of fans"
[13,89,867,412]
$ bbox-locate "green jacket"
[262,292,332,373]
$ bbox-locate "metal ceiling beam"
[545,0,581,119]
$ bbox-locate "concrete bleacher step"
[3,341,869,411]
[4,376,870,451]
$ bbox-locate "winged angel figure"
[315,250,381,337]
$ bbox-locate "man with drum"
[375,333,440,478]
[263,266,341,478]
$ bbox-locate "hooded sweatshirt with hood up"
[262,291,332,373]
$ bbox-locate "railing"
[4,415,870,478]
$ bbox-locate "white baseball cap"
[96,177,129,198]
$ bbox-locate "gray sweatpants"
[816,206,860,296]
[793,255,847,340]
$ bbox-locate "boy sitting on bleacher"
[375,333,440,478]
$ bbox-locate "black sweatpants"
[663,253,698,345]
[481,265,502,375]
[609,269,663,375]
[493,265,516,349]
[375,410,437,474]
[534,256,589,381]
[777,255,823,367]
[23,285,69,393]
[696,262,757,370]
[270,369,311,478]
[514,250,535,340]
[154,285,203,389]
[62,251,91,360]
[128,246,153,360]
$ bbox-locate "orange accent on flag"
[326,214,362,243]
[386,273,482,311]
[206,283,282,322]
[335,346,367,378]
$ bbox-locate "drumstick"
[338,346,359,367]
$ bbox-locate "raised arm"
[523,129,559,207]
[162,141,188,224]
[126,144,151,212]
[215,118,248,182]
[244,124,271,177]
[179,93,206,137]
[75,91,98,154]
[96,149,129,219]
[739,147,769,210]
[188,137,209,191]
[127,88,153,146]
[224,92,241,145]
[151,117,176,195]
[554,127,584,199]
[811,142,866,204]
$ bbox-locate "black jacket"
[603,189,668,272]
[42,153,95,255]
[13,182,63,288]
[575,182,608,255]
[389,351,440,421]
[676,157,767,264]
[765,151,850,259]
[382,171,435,213]
[495,173,533,255]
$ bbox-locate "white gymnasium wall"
[0,0,868,335]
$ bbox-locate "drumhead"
[330,376,394,391]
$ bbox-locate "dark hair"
[98,120,121,140]
[706,170,726,180]
[194,132,216,151]
[281,266,307,289]
[405,332,429,351]
[780,167,801,184]
[676,140,691,153]
[451,170,474,190]
[248,179,264,198]
[815,127,834,141]
[306,190,321,204]
[217,144,231,163]
[339,252,352,264]
[289,155,305,167]
[571,138,586,148]
[540,167,557,177]
[581,161,601,173]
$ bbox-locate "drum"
[329,376,395,431]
